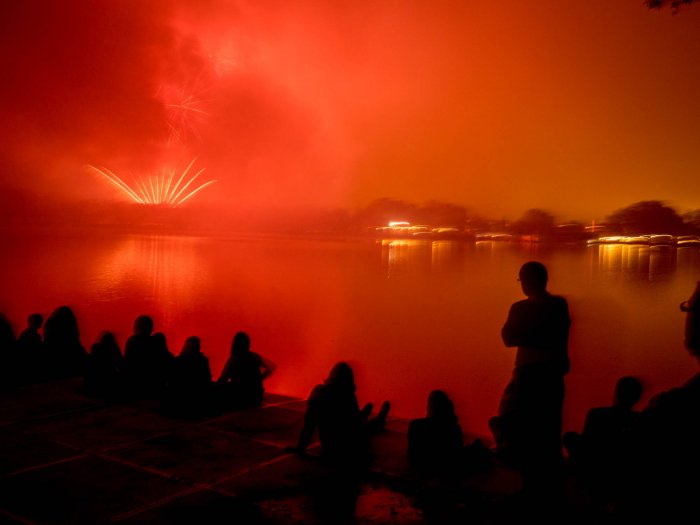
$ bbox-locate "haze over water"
[2,230,699,437]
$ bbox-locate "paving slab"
[107,427,282,485]
[217,453,424,525]
[16,404,187,452]
[0,455,188,525]
[0,383,102,426]
[0,380,546,525]
[0,426,81,476]
[115,489,274,524]
[269,399,306,412]
[215,453,327,497]
[206,405,308,447]
[369,429,412,478]
[254,479,425,525]
[263,393,299,406]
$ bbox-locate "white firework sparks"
[86,158,216,207]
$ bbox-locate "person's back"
[310,380,364,460]
[503,293,570,374]
[217,332,273,408]
[289,362,390,466]
[171,342,211,392]
[565,376,643,504]
[165,336,211,415]
[16,314,43,384]
[17,313,42,355]
[631,285,700,519]
[43,306,86,379]
[223,352,262,393]
[0,313,16,388]
[408,390,463,473]
[84,332,123,396]
[123,315,159,396]
[496,261,570,512]
[641,371,700,504]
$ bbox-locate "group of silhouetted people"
[0,308,277,417]
[0,306,87,386]
[2,263,700,519]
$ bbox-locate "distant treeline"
[1,184,699,238]
[351,198,700,238]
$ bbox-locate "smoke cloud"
[2,1,700,224]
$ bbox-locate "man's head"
[133,315,154,336]
[614,376,643,409]
[519,261,548,297]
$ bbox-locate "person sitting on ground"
[0,313,17,388]
[16,313,43,384]
[84,331,123,397]
[151,332,175,393]
[634,282,700,518]
[217,331,275,408]
[408,390,464,473]
[287,362,390,466]
[124,315,172,398]
[43,305,86,379]
[17,313,43,355]
[563,376,643,502]
[162,336,212,416]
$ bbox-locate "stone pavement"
[0,379,541,524]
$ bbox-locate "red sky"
[2,0,700,222]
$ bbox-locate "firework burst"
[157,83,212,147]
[86,158,216,207]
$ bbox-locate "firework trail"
[85,158,216,207]
[157,83,212,147]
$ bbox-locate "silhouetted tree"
[511,209,555,236]
[606,201,686,235]
[646,0,697,12]
[682,210,700,234]
[415,201,468,229]
[359,198,419,228]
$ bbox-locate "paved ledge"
[0,380,534,524]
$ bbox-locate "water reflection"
[3,230,700,438]
[591,244,677,282]
[379,239,470,278]
[90,235,208,305]
[677,247,700,277]
[380,240,432,278]
[382,238,689,282]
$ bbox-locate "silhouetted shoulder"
[249,351,265,365]
[647,373,700,411]
[308,383,328,401]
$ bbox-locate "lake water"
[2,229,699,437]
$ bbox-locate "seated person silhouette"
[43,305,87,379]
[17,313,43,354]
[563,376,643,501]
[162,336,212,416]
[287,362,390,467]
[216,331,275,408]
[124,315,173,398]
[0,313,16,388]
[84,331,124,397]
[635,281,700,517]
[407,390,464,473]
[16,313,43,384]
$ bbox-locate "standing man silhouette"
[495,261,571,509]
